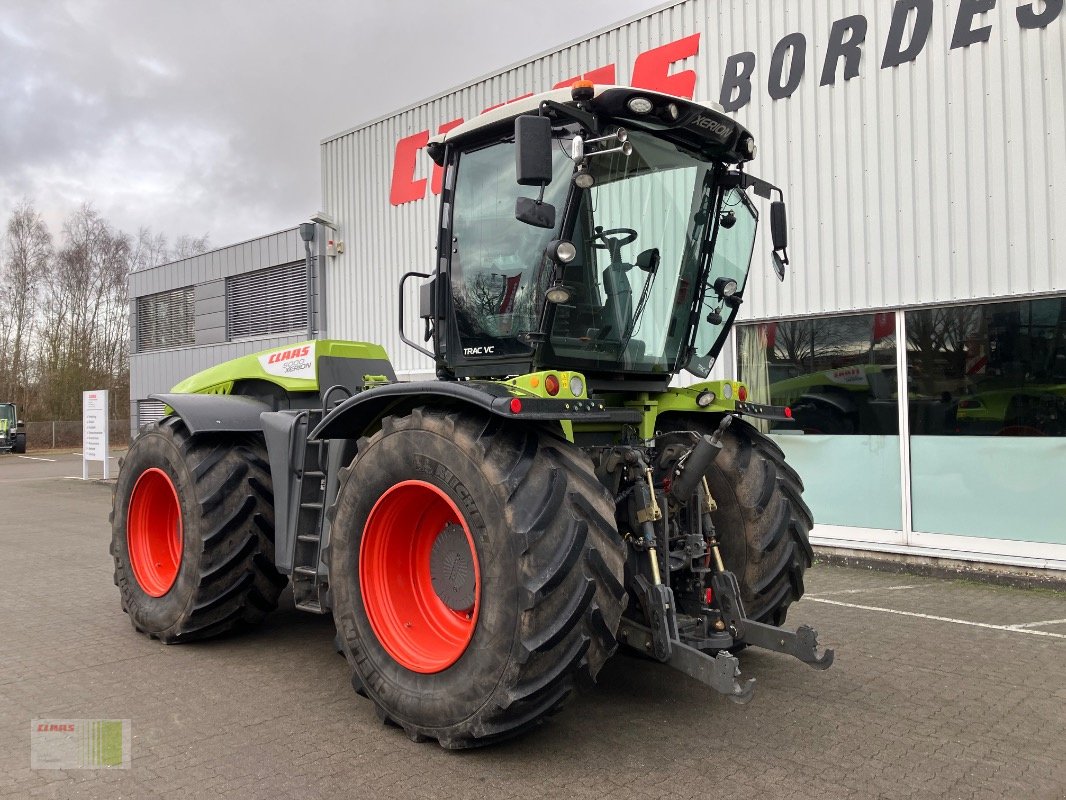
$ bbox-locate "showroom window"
[738,313,903,532]
[907,298,1066,545]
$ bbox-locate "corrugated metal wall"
[128,226,327,429]
[321,0,1065,376]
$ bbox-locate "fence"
[23,421,131,450]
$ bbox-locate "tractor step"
[290,421,330,615]
[294,597,325,614]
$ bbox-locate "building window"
[137,287,194,351]
[226,261,308,340]
[741,313,898,434]
[906,298,1066,437]
[907,297,1066,545]
[738,312,903,532]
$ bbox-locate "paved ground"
[1,452,1064,799]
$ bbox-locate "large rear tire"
[13,432,26,454]
[666,416,814,625]
[328,408,626,749]
[110,416,287,642]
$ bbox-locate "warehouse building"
[130,0,1065,571]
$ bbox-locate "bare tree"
[38,204,131,418]
[0,201,52,409]
[131,227,169,272]
[171,232,210,260]
[2,199,211,423]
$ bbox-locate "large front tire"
[110,417,287,642]
[328,408,626,749]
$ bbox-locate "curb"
[815,547,1066,592]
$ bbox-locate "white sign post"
[82,390,110,480]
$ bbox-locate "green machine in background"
[0,403,26,454]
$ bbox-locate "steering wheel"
[592,227,638,250]
[592,227,638,266]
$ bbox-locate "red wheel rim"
[360,480,481,674]
[127,467,184,597]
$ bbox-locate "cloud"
[1,0,655,247]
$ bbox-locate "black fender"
[150,393,273,436]
[310,380,628,441]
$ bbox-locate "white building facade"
[317,0,1066,570]
[129,1,1065,571]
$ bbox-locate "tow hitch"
[618,571,834,704]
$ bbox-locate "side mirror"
[17,420,24,427]
[515,197,556,229]
[770,200,788,282]
[636,248,660,274]
[515,115,556,228]
[771,251,787,282]
[770,200,788,251]
[515,116,553,186]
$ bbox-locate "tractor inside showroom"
[111,82,833,749]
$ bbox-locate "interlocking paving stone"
[2,452,1064,799]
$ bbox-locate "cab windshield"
[0,404,14,432]
[543,130,746,376]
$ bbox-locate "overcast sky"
[0,0,661,249]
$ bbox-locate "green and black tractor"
[0,403,26,454]
[111,82,832,748]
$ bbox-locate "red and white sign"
[82,390,110,480]
[389,34,701,206]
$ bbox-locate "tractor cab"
[411,83,790,387]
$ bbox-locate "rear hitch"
[619,566,834,703]
[735,619,835,670]
[711,569,835,670]
[618,618,755,704]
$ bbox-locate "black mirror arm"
[537,100,599,136]
[720,170,783,202]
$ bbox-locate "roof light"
[545,374,561,396]
[627,96,654,114]
[571,80,595,102]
